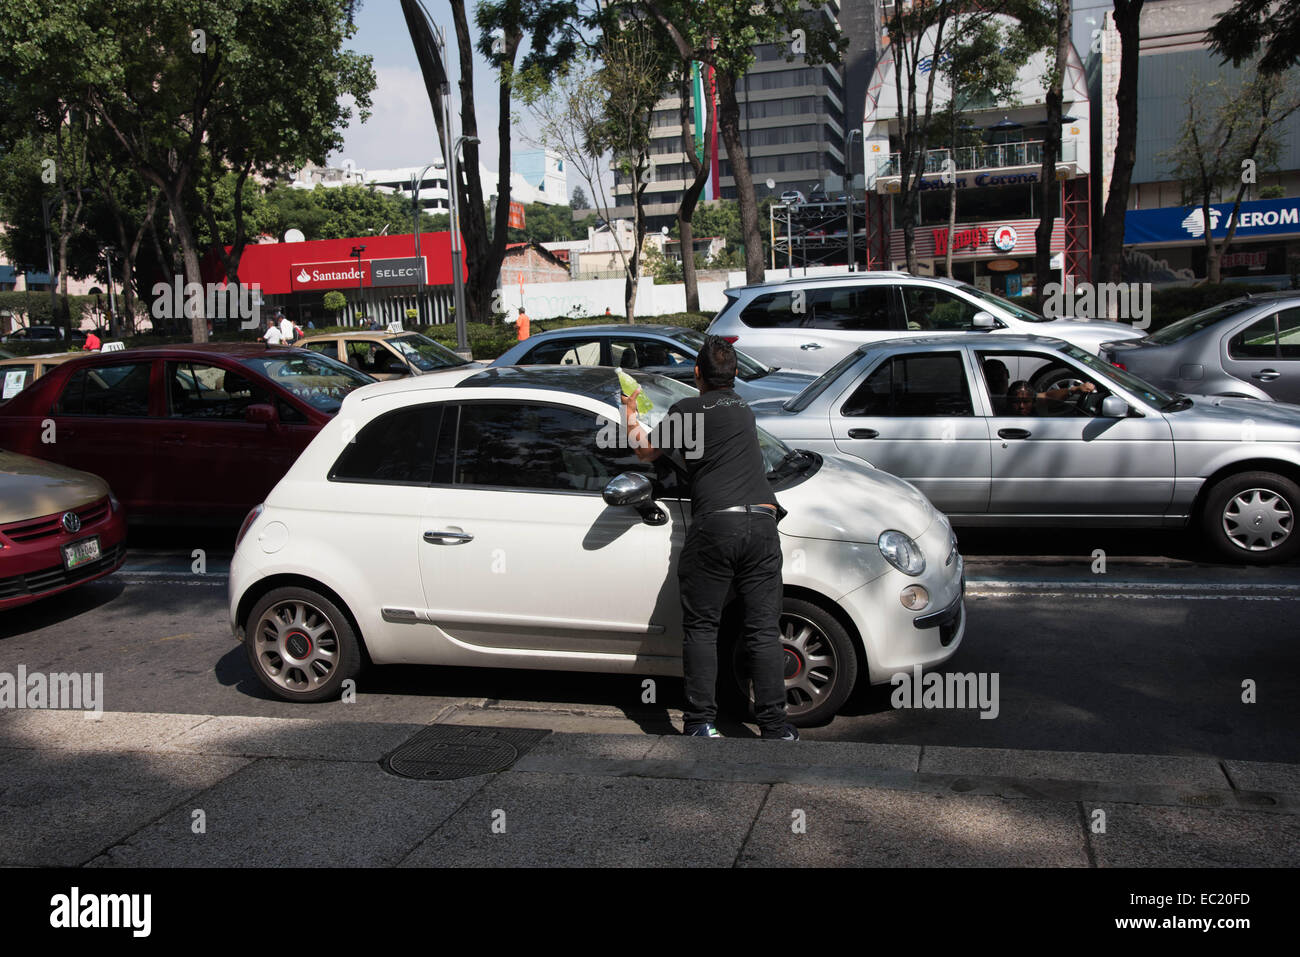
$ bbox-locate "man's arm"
[620,388,662,463]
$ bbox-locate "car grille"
[0,544,126,600]
[0,498,111,544]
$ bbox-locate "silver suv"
[706,273,1146,374]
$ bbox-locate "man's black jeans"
[678,509,788,733]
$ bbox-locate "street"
[5,525,1295,761]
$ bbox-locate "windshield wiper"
[1160,394,1193,412]
[767,449,813,480]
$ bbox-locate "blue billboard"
[1125,196,1300,245]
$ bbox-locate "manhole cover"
[381,725,551,781]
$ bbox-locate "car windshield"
[239,351,374,413]
[388,333,470,371]
[959,283,1051,322]
[783,350,866,412]
[621,369,794,474]
[1146,300,1253,344]
[668,328,774,380]
[1057,343,1174,407]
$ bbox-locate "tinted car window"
[810,286,896,331]
[58,362,152,416]
[330,404,443,485]
[1147,300,1253,344]
[1279,308,1300,359]
[523,338,601,365]
[169,362,273,420]
[784,349,866,412]
[1229,316,1277,359]
[454,402,647,492]
[900,287,982,331]
[238,352,372,414]
[842,352,973,416]
[739,291,810,328]
[302,340,337,357]
[611,338,695,373]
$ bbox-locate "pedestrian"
[278,312,295,344]
[83,330,101,351]
[620,335,798,741]
[516,306,530,342]
[262,320,283,346]
[605,306,612,316]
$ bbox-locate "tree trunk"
[677,67,713,312]
[1095,1,1144,283]
[716,75,764,283]
[1036,0,1071,297]
[163,183,209,342]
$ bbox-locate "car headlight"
[878,529,925,576]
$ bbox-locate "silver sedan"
[1102,292,1300,403]
[753,334,1300,563]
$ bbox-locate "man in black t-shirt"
[621,336,797,741]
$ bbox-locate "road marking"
[158,633,196,642]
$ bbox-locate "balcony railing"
[875,139,1077,178]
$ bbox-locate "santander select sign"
[290,259,371,290]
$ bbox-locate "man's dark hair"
[1007,379,1033,398]
[696,335,738,389]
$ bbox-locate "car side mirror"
[603,471,667,525]
[246,403,277,425]
[1100,396,1129,418]
[971,312,995,330]
[603,471,654,507]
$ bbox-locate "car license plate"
[63,536,101,570]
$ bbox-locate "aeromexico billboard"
[1125,197,1300,245]
[289,256,428,290]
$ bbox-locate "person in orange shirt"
[516,307,530,341]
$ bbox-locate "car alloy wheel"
[778,613,838,716]
[1222,487,1293,552]
[728,597,858,726]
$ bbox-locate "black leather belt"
[709,504,779,518]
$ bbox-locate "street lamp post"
[845,128,862,272]
[104,246,118,336]
[410,163,440,327]
[351,245,366,325]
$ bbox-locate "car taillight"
[236,504,264,549]
[1111,361,1127,371]
[721,336,739,344]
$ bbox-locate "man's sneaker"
[760,723,800,741]
[684,723,722,738]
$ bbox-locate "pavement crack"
[732,783,774,869]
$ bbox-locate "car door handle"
[847,428,878,439]
[423,530,474,544]
[1252,369,1280,381]
[799,342,823,350]
[997,428,1031,440]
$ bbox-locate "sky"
[331,0,542,178]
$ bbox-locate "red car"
[0,451,128,610]
[0,344,374,524]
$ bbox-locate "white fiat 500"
[228,365,966,725]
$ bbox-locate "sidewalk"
[1,708,1297,867]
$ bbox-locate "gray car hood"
[1165,394,1300,436]
[1038,318,1146,345]
[739,370,817,400]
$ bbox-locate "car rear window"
[239,352,372,413]
[739,291,811,328]
[330,404,444,485]
[1147,301,1253,344]
[57,362,153,416]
